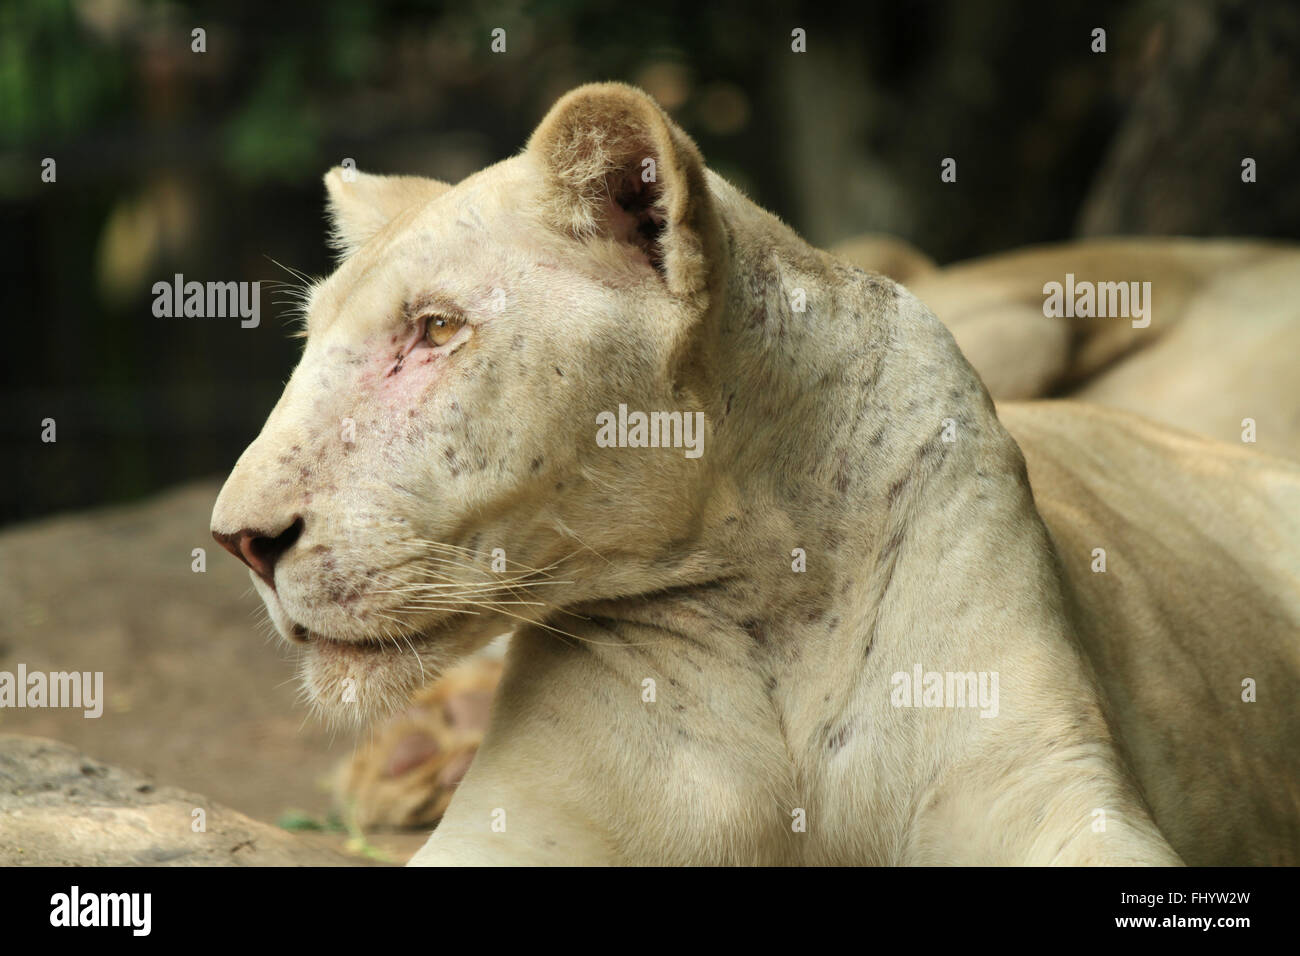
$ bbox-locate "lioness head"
[211,84,731,722]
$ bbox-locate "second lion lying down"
[212,83,1300,865]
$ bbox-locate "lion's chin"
[298,630,454,727]
[293,615,505,726]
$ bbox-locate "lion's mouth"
[288,619,447,654]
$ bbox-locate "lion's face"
[212,85,721,721]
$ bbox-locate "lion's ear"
[323,168,451,259]
[527,83,719,298]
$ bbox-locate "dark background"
[3,0,1298,525]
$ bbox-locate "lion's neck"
[552,197,1176,862]
[667,198,1034,660]
[576,217,1030,740]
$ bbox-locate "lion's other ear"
[527,83,719,298]
[323,167,451,258]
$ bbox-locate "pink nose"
[212,518,303,588]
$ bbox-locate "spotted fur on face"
[212,84,724,724]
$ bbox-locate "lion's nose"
[212,517,304,588]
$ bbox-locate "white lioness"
[212,84,1300,866]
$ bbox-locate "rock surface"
[0,734,354,866]
[0,480,344,824]
[0,480,429,864]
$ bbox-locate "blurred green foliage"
[0,0,128,148]
[223,52,322,183]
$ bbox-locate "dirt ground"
[0,480,427,864]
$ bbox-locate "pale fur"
[999,401,1300,865]
[323,170,453,260]
[212,83,1298,866]
[891,239,1300,460]
[828,233,937,285]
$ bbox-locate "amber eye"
[423,313,465,347]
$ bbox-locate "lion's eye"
[423,313,465,347]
